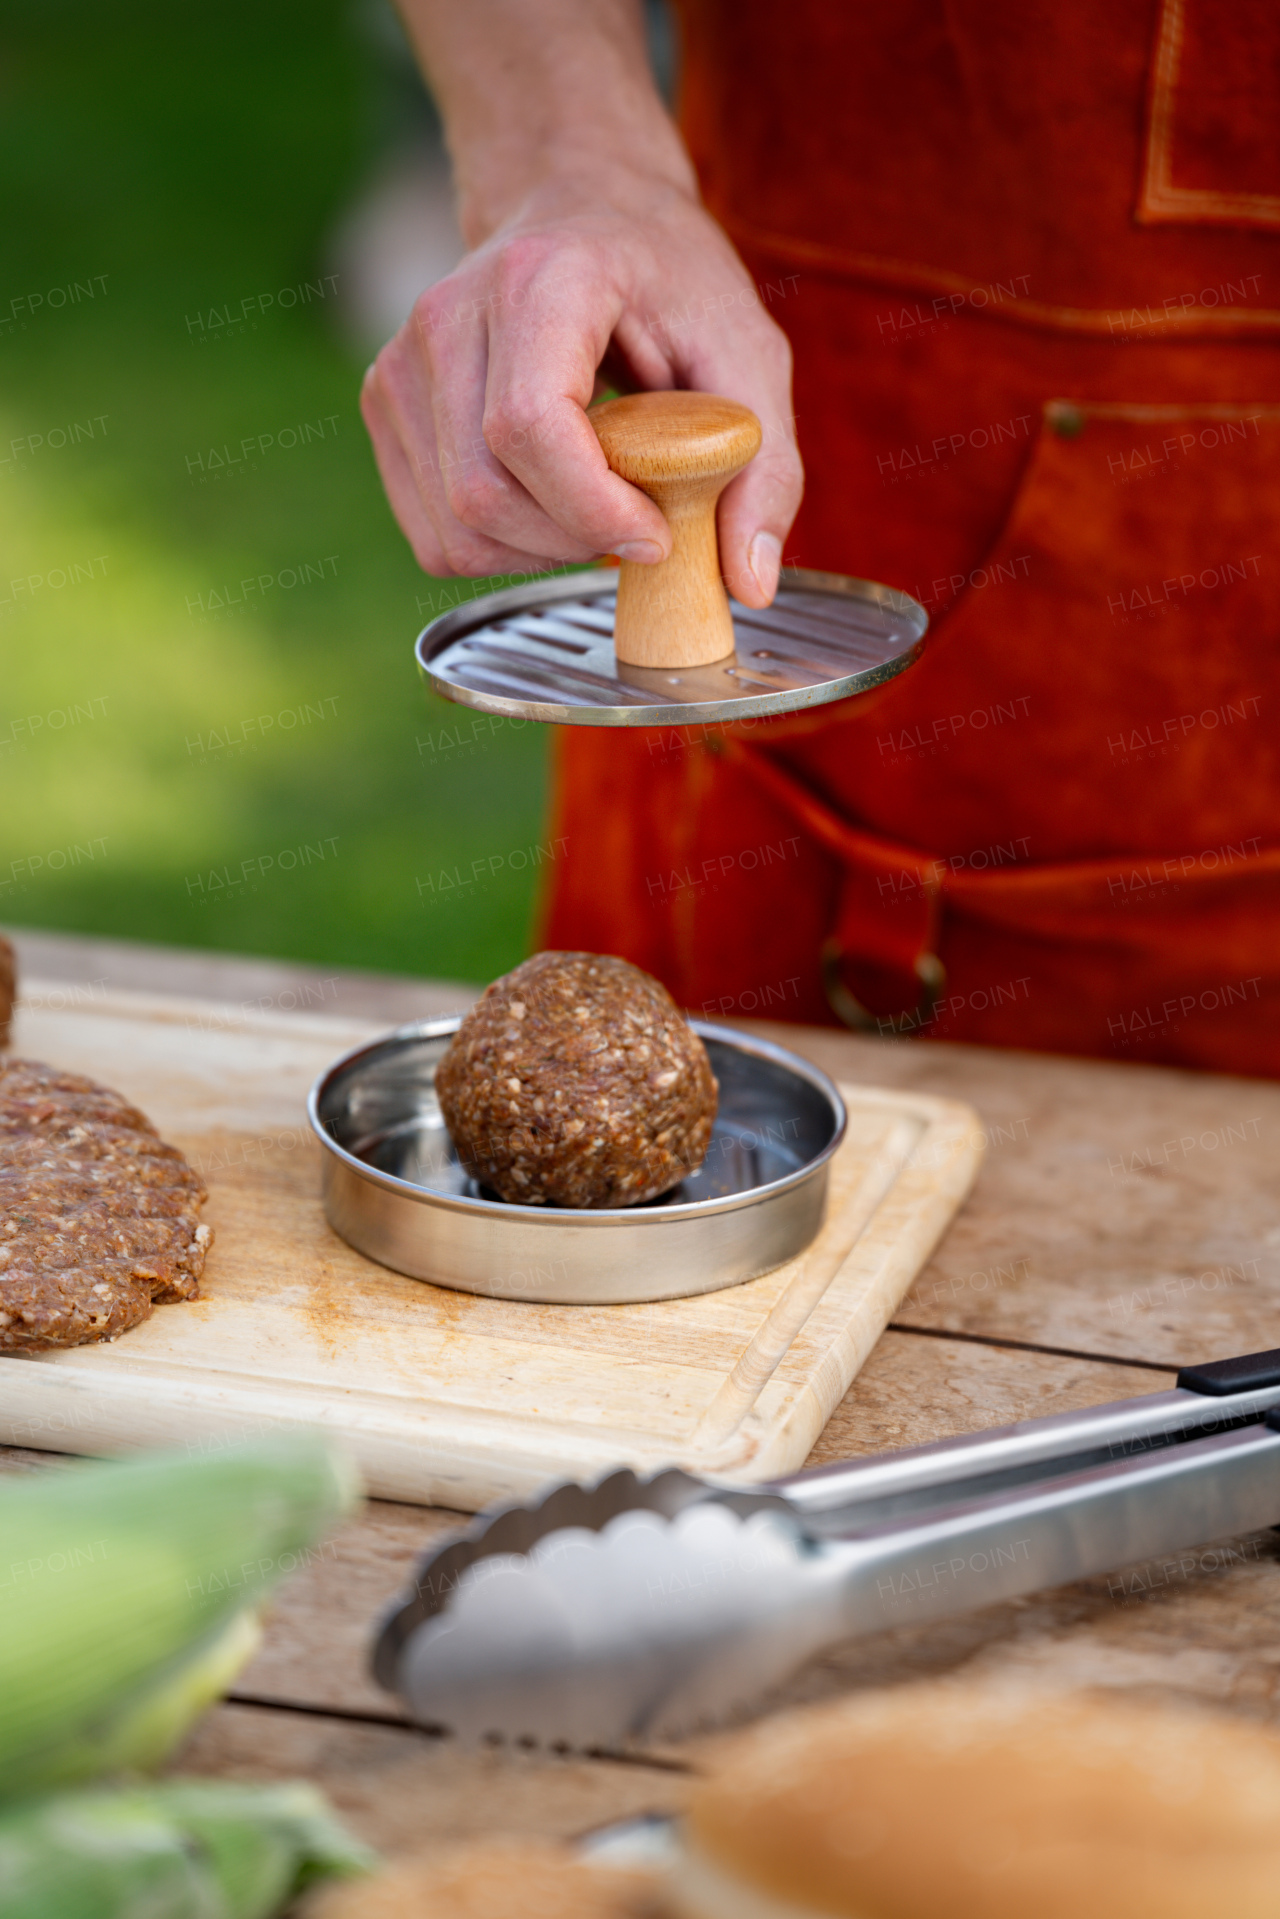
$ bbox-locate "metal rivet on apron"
[1046,401,1087,438]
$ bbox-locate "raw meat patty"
[435,952,718,1207]
[0,1057,212,1351]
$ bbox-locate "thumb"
[716,423,804,609]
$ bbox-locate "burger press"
[416,393,927,727]
[308,1017,846,1304]
[373,1345,1280,1748]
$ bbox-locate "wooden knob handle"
[591,392,762,669]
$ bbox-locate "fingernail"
[615,540,665,564]
[748,531,782,600]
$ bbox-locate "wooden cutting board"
[1,986,984,1508]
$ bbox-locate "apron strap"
[719,735,1280,1035]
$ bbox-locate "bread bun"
[310,1838,657,1918]
[673,1686,1280,1919]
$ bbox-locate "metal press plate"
[308,1018,846,1304]
[416,567,926,727]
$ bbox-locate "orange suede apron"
[541,0,1280,1075]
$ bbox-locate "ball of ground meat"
[435,952,718,1208]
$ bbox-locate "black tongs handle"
[1177,1348,1280,1395]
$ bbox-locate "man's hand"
[362,1,802,609]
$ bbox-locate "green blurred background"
[0,0,571,986]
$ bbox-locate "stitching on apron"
[1138,0,1280,230]
[718,217,1280,339]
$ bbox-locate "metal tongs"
[374,1347,1280,1749]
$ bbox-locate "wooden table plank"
[808,1323,1172,1462]
[178,1473,1280,1870]
[206,1330,1175,1726]
[0,1333,1181,1734]
[174,1505,1280,1859]
[8,927,476,1030]
[6,930,1280,1854]
[172,1704,695,1859]
[753,1021,1280,1370]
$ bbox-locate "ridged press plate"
[416,566,927,726]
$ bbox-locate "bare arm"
[362,0,803,605]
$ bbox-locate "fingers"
[370,244,669,575]
[717,429,805,609]
[479,242,673,557]
[418,276,605,563]
[361,368,448,573]
[487,388,672,560]
[368,276,605,576]
[361,200,804,593]
[682,322,803,610]
[611,231,803,607]
[363,360,560,576]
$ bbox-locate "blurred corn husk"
[0,1778,376,1918]
[0,1436,359,1797]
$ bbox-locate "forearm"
[393,0,697,245]
[366,1,803,599]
